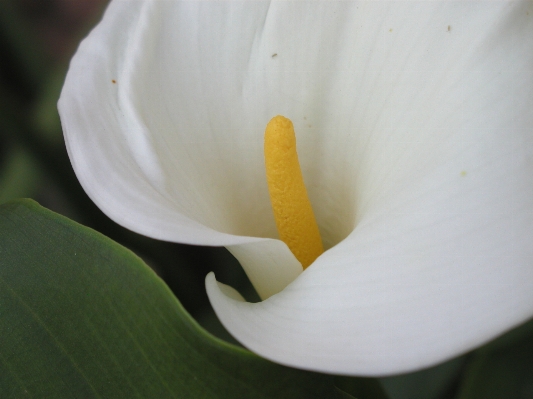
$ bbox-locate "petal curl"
[59,0,304,296]
[204,1,533,375]
[60,0,533,375]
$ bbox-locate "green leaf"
[0,199,343,398]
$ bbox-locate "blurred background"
[1,2,532,399]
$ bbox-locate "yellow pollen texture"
[264,115,324,269]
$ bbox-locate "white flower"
[59,0,533,376]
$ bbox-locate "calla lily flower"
[59,0,533,376]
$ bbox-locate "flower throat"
[264,115,324,269]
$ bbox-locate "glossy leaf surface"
[0,199,343,398]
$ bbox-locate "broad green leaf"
[0,199,344,398]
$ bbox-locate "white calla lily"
[59,0,533,376]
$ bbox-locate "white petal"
[58,0,302,295]
[227,241,302,300]
[206,1,533,375]
[60,0,533,375]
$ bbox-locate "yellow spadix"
[264,115,324,269]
